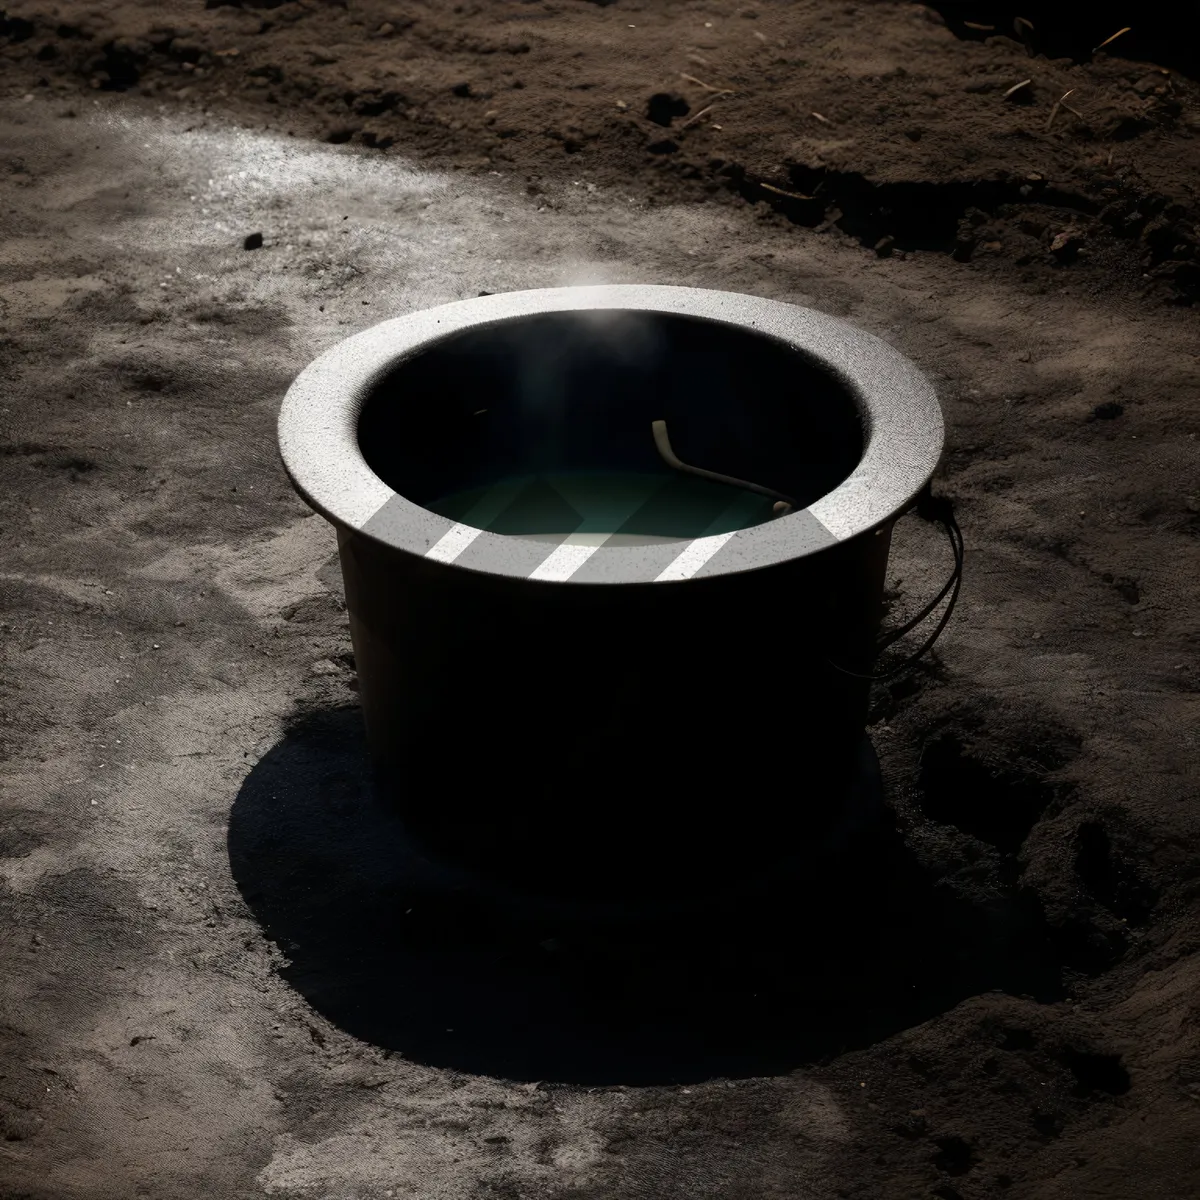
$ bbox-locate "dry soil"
[1,3,1199,1199]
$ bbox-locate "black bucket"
[278,286,947,902]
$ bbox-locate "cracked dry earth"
[1,16,1200,1200]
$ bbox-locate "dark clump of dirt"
[645,91,689,127]
[721,163,1100,255]
[933,1134,977,1175]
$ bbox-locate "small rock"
[874,235,895,257]
[892,1113,928,1139]
[1050,228,1085,261]
[243,231,263,250]
[1132,73,1167,97]
[377,22,395,36]
[310,659,340,676]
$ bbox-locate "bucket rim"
[277,284,943,584]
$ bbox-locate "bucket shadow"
[227,708,1065,1086]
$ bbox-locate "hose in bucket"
[652,419,797,514]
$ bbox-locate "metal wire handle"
[649,421,961,680]
[828,485,964,682]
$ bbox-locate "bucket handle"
[828,483,964,682]
[648,420,962,680]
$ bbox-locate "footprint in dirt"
[915,727,1076,856]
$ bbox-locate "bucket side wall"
[336,523,892,888]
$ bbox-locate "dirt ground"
[2,2,1199,1198]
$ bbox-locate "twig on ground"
[678,104,715,130]
[1003,79,1033,100]
[680,73,733,96]
[760,182,814,200]
[1014,16,1036,54]
[963,21,994,31]
[1045,88,1076,131]
[812,111,833,124]
[1094,27,1132,53]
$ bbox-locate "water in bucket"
[426,469,779,542]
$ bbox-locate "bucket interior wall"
[357,310,865,535]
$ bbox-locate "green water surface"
[427,470,776,541]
